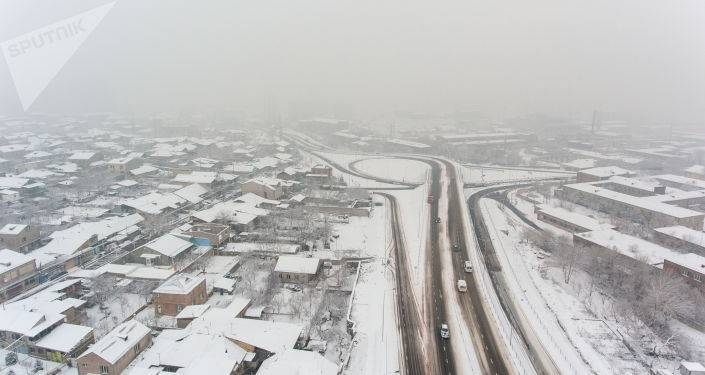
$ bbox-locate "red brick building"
[77,320,151,375]
[153,275,207,316]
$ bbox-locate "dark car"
[433,217,441,223]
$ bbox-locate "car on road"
[464,261,473,273]
[457,279,467,292]
[440,324,450,339]
[433,217,441,223]
[452,243,460,252]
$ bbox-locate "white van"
[457,280,467,292]
[464,261,473,273]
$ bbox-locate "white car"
[457,279,467,292]
[440,324,450,339]
[464,261,473,273]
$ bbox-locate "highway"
[282,135,559,375]
[379,192,426,375]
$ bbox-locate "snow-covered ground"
[384,186,430,299]
[352,157,429,184]
[480,198,605,373]
[345,195,400,374]
[461,165,573,185]
[482,193,705,373]
[85,292,148,338]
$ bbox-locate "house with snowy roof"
[274,255,321,283]
[125,233,194,267]
[77,320,151,375]
[0,249,37,301]
[0,223,40,252]
[152,274,207,316]
[0,287,91,355]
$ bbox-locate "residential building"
[0,288,88,354]
[274,255,321,283]
[0,249,37,301]
[34,323,94,362]
[185,223,230,247]
[311,164,333,177]
[0,223,40,252]
[153,275,207,316]
[107,153,142,173]
[126,233,194,267]
[241,178,284,200]
[77,320,151,375]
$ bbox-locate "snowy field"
[352,157,429,184]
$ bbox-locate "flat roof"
[575,229,681,266]
[654,226,705,248]
[564,183,704,219]
[598,176,662,193]
[537,205,613,232]
[666,253,705,275]
[654,174,705,190]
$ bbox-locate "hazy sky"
[1,0,704,123]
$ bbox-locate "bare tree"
[637,273,697,329]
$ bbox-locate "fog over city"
[1,0,704,123]
[2,2,705,375]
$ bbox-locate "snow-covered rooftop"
[123,192,185,215]
[175,304,210,320]
[536,205,613,232]
[564,183,704,219]
[145,234,193,258]
[654,226,705,249]
[257,349,338,375]
[0,249,34,274]
[274,255,320,274]
[153,274,204,294]
[666,253,705,275]
[80,320,150,364]
[575,229,681,266]
[654,174,705,190]
[128,329,246,374]
[224,242,300,254]
[173,171,218,185]
[35,323,93,353]
[0,223,27,235]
